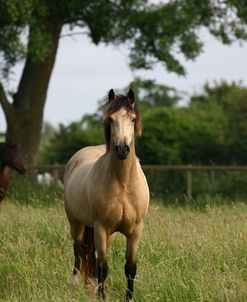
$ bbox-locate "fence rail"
[31,164,247,200]
[143,165,247,200]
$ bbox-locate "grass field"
[0,186,247,301]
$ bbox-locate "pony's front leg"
[125,222,143,301]
[94,223,109,300]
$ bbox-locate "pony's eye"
[109,117,113,123]
[132,118,136,123]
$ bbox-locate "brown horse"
[64,89,149,301]
[0,143,26,202]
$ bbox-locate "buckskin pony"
[64,89,149,301]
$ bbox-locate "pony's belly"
[65,182,93,226]
[66,199,93,226]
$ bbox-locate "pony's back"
[64,145,106,183]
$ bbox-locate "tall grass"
[0,182,247,301]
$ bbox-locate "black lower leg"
[125,260,137,301]
[73,243,82,275]
[97,261,109,300]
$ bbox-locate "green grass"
[0,186,247,301]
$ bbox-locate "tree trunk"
[4,22,62,166]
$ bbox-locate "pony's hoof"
[96,286,109,302]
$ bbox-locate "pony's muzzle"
[14,160,27,174]
[115,143,130,160]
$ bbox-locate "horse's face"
[105,88,141,160]
[110,107,136,160]
[5,144,26,174]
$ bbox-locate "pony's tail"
[81,226,96,283]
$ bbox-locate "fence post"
[186,169,192,201]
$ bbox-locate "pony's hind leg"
[72,242,83,285]
[70,222,84,286]
[94,223,109,300]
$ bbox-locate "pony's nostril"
[115,144,129,158]
[124,145,130,154]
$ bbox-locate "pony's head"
[0,143,26,174]
[104,88,141,160]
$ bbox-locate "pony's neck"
[108,140,137,183]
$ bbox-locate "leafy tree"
[40,79,181,163]
[1,0,247,165]
[191,81,247,164]
[228,97,247,164]
[138,108,184,164]
[191,81,246,107]
[42,115,103,164]
[41,80,247,166]
[137,103,228,165]
[178,103,228,164]
[128,77,184,111]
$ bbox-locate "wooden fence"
[32,164,247,200]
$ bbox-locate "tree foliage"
[0,0,204,77]
[128,77,184,110]
[1,0,247,77]
[1,0,247,165]
[41,115,104,164]
[191,81,247,164]
[137,103,228,165]
[41,78,182,164]
[40,80,247,166]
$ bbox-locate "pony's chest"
[95,190,138,235]
[117,202,137,235]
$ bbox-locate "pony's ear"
[108,89,115,101]
[128,88,135,104]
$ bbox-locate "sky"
[0,28,247,132]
